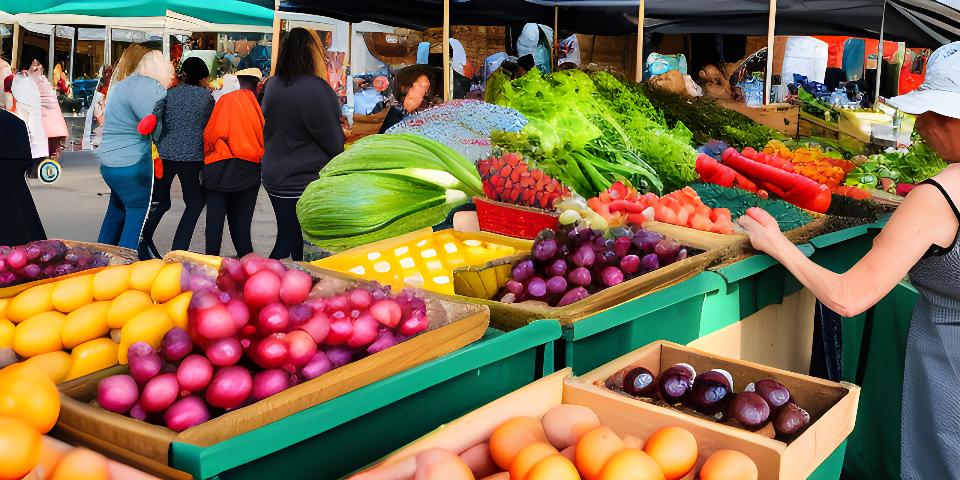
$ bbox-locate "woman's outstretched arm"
[738,183,958,317]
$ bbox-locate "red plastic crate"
[474,196,559,240]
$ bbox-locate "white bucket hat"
[887,41,960,119]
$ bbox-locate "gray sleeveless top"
[901,179,960,479]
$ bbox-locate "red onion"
[160,328,193,363]
[257,303,289,334]
[285,330,318,367]
[252,334,289,369]
[226,299,250,330]
[280,269,313,305]
[97,375,139,414]
[205,337,243,367]
[177,354,214,395]
[347,314,379,348]
[243,270,281,308]
[252,369,292,401]
[205,366,253,410]
[195,303,236,340]
[139,373,180,413]
[164,396,210,432]
[300,311,330,344]
[127,342,163,385]
[370,299,402,328]
[301,351,333,380]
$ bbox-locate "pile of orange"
[354,404,759,480]
[0,363,60,480]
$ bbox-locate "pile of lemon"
[0,259,190,384]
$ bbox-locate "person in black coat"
[260,28,345,261]
[0,109,46,245]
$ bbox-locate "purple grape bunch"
[0,240,110,287]
[502,226,692,307]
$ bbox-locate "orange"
[509,442,558,480]
[413,449,474,480]
[23,351,72,384]
[0,318,14,348]
[92,264,132,301]
[699,450,758,480]
[489,417,548,470]
[0,416,42,480]
[37,436,67,480]
[105,290,154,329]
[598,449,664,480]
[525,454,580,480]
[0,363,61,433]
[50,447,109,480]
[575,426,625,480]
[6,283,55,323]
[643,427,697,480]
[541,404,601,450]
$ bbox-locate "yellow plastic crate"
[312,229,532,294]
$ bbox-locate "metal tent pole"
[48,27,56,75]
[875,0,887,103]
[11,22,20,69]
[635,0,645,82]
[104,27,112,67]
[764,0,777,104]
[442,0,450,102]
[70,27,76,80]
[553,6,558,68]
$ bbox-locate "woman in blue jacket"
[96,50,172,256]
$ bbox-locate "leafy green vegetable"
[691,182,814,231]
[845,139,946,191]
[639,82,789,150]
[797,87,836,122]
[296,134,482,252]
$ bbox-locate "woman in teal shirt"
[96,50,172,256]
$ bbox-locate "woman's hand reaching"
[737,207,788,255]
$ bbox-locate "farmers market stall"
[2,2,952,479]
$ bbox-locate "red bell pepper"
[696,154,758,192]
[721,148,832,213]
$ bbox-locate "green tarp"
[0,0,273,26]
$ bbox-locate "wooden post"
[346,22,353,69]
[12,22,20,70]
[553,6,558,68]
[270,0,281,76]
[875,0,887,103]
[764,0,777,104]
[635,0,644,82]
[442,0,450,102]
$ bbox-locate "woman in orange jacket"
[202,68,265,257]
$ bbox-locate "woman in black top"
[0,110,46,245]
[261,28,344,260]
[142,57,215,256]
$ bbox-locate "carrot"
[676,207,690,227]
[831,185,871,200]
[627,213,648,225]
[690,214,713,232]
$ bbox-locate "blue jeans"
[98,160,153,254]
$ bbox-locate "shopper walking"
[737,42,960,479]
[96,50,172,256]
[261,27,344,260]
[202,68,264,257]
[28,60,68,160]
[142,57,214,256]
[0,109,46,245]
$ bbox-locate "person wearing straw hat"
[201,67,265,257]
[738,41,960,478]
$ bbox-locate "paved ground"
[30,150,281,258]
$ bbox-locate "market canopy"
[1,0,274,31]
[280,0,959,47]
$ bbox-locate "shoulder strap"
[922,179,960,222]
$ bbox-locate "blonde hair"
[112,44,150,84]
[136,50,175,89]
[307,29,329,82]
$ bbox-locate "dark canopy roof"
[280,0,959,47]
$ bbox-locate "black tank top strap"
[922,179,960,222]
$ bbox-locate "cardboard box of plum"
[53,257,490,479]
[572,340,859,479]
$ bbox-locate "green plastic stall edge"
[563,271,726,341]
[169,320,562,479]
[809,440,848,480]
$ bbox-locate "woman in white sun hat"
[738,41,960,478]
